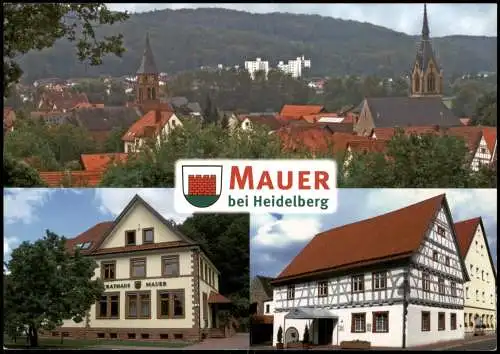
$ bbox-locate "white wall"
[263,300,274,315]
[406,304,464,347]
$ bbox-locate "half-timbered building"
[454,217,497,336]
[52,194,233,342]
[270,194,469,348]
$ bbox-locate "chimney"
[155,110,161,123]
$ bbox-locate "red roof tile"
[279,105,324,118]
[371,126,442,140]
[65,222,114,253]
[208,291,232,304]
[80,153,128,171]
[274,194,445,281]
[122,110,174,142]
[39,171,104,187]
[454,217,481,258]
[347,139,388,154]
[446,126,483,153]
[482,127,496,154]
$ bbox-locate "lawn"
[4,336,191,349]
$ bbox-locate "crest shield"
[182,165,223,208]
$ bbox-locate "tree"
[471,91,497,126]
[3,153,47,187]
[3,4,129,96]
[4,231,104,347]
[202,94,219,125]
[303,324,310,344]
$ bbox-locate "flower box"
[340,340,371,349]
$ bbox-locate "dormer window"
[143,228,154,243]
[126,230,136,246]
[81,241,92,250]
[437,226,445,237]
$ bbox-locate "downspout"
[402,270,409,349]
[195,248,202,342]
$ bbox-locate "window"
[491,294,493,304]
[438,312,445,331]
[414,73,420,92]
[80,241,92,250]
[204,264,208,282]
[200,261,204,281]
[352,275,364,293]
[465,287,469,298]
[287,285,295,300]
[445,256,450,266]
[427,73,436,92]
[265,304,270,314]
[372,312,389,333]
[470,264,473,276]
[480,147,486,154]
[157,290,185,319]
[437,226,445,236]
[438,277,445,294]
[476,267,479,278]
[130,258,146,278]
[97,293,120,319]
[451,282,456,297]
[421,311,430,331]
[482,291,485,302]
[162,255,180,277]
[126,230,136,246]
[318,281,328,297]
[351,313,366,333]
[101,261,116,280]
[142,228,154,243]
[451,313,457,330]
[476,290,479,300]
[372,272,387,290]
[432,250,439,262]
[422,272,431,292]
[126,291,151,319]
[482,270,484,281]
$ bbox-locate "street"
[442,337,496,351]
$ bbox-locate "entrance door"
[317,319,334,345]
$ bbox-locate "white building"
[55,194,233,341]
[454,217,497,336]
[244,58,269,80]
[270,194,469,348]
[276,56,311,78]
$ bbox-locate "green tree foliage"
[4,231,104,347]
[178,214,249,324]
[13,8,497,82]
[103,126,128,153]
[3,3,129,96]
[202,94,219,125]
[3,153,47,187]
[342,131,495,188]
[471,91,497,126]
[4,119,98,170]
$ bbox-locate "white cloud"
[106,3,497,36]
[94,188,192,225]
[252,214,324,248]
[3,189,55,224]
[4,236,21,272]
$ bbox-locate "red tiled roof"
[39,171,104,187]
[279,105,324,118]
[80,153,128,171]
[454,217,481,258]
[208,291,232,304]
[446,126,483,153]
[347,139,388,154]
[371,126,442,140]
[92,241,190,255]
[122,110,174,142]
[65,222,114,253]
[482,127,497,154]
[277,126,336,154]
[274,194,445,281]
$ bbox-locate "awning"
[285,307,338,319]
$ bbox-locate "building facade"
[277,56,311,78]
[454,217,497,336]
[55,195,232,341]
[244,58,269,80]
[270,194,469,348]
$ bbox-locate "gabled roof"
[208,291,232,304]
[365,96,460,128]
[243,115,284,130]
[136,32,158,75]
[71,106,141,132]
[80,153,128,171]
[274,194,446,282]
[65,222,114,254]
[446,126,483,154]
[39,171,104,187]
[279,105,324,118]
[371,125,442,140]
[482,127,497,153]
[122,110,174,142]
[255,275,274,299]
[454,217,497,281]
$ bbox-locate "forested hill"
[18,8,497,82]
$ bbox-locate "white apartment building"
[277,56,311,78]
[244,58,269,80]
[270,194,468,348]
[454,217,497,336]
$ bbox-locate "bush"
[277,326,283,344]
[303,325,310,344]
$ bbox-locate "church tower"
[410,4,444,97]
[135,33,160,105]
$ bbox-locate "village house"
[250,276,275,346]
[270,194,469,348]
[37,91,90,112]
[51,194,234,341]
[353,5,461,136]
[454,217,497,336]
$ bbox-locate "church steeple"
[135,32,160,105]
[410,4,443,97]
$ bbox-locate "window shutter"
[372,312,375,333]
[351,314,355,332]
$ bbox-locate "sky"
[3,189,192,270]
[250,189,498,278]
[106,3,498,37]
